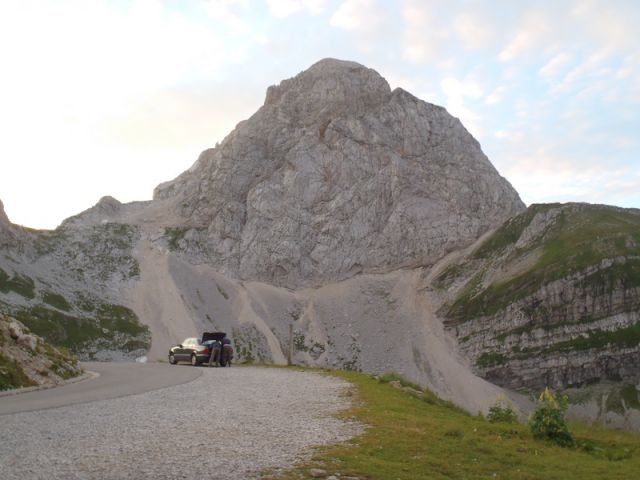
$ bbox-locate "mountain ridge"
[149,58,524,287]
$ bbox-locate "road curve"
[0,366,360,480]
[0,361,202,415]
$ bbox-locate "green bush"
[487,395,519,423]
[529,387,574,447]
[43,291,71,311]
[0,352,37,390]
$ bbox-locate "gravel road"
[0,362,202,415]
[0,366,361,479]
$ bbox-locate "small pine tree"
[529,387,574,447]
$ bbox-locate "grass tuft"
[0,351,37,390]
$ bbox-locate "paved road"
[0,361,202,415]
[0,366,359,480]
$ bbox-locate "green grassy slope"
[444,203,640,325]
[274,370,640,480]
[0,314,82,390]
[0,222,149,358]
[432,203,640,391]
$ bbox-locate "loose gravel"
[0,367,362,479]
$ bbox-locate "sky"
[0,0,638,229]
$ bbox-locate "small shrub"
[475,351,507,368]
[377,372,424,392]
[0,270,35,299]
[0,352,37,390]
[444,429,464,439]
[43,291,71,311]
[529,387,574,447]
[487,395,519,424]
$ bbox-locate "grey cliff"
[153,58,524,287]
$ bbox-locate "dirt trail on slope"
[409,270,505,413]
[411,227,522,413]
[130,239,198,361]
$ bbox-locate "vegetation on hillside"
[443,203,640,325]
[0,268,35,299]
[0,351,37,390]
[0,222,147,359]
[0,314,82,390]
[433,203,640,391]
[12,301,150,358]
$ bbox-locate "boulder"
[8,320,23,340]
[18,333,38,351]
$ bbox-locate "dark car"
[168,332,233,367]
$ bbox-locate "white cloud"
[401,0,448,63]
[0,0,242,228]
[499,10,550,61]
[268,0,327,18]
[379,70,418,94]
[330,0,384,33]
[485,86,506,105]
[440,76,484,138]
[441,77,483,100]
[551,49,609,93]
[1,0,639,227]
[494,129,524,143]
[539,52,572,78]
[454,12,492,50]
[203,0,251,33]
[509,162,640,208]
[572,0,640,53]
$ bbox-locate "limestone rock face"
[61,196,122,228]
[0,199,9,227]
[0,314,83,389]
[438,203,640,392]
[154,58,524,287]
[0,199,14,236]
[0,198,19,247]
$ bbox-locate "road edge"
[0,370,99,398]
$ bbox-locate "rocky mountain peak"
[150,59,525,287]
[60,196,123,228]
[264,58,391,124]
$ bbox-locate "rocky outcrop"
[0,313,82,390]
[0,199,19,247]
[438,203,640,392]
[0,199,9,227]
[153,58,524,287]
[60,196,151,228]
[0,214,150,361]
[61,196,123,228]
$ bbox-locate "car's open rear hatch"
[202,331,226,342]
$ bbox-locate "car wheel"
[169,353,177,365]
[191,354,199,366]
